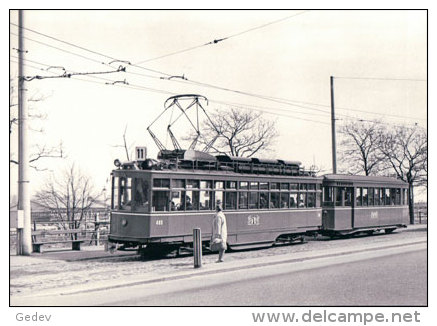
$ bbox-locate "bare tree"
[34,165,101,236]
[191,107,278,158]
[378,125,427,224]
[338,120,386,176]
[9,77,63,171]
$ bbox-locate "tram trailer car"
[108,150,323,253]
[321,174,409,236]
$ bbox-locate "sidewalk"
[10,226,427,300]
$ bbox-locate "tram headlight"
[114,159,121,168]
[121,218,128,227]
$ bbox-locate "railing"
[10,211,110,251]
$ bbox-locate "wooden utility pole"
[17,10,32,255]
[330,76,337,174]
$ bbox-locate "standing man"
[211,203,227,263]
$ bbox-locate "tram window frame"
[356,187,363,207]
[344,187,353,207]
[280,192,289,208]
[395,188,401,205]
[185,190,199,210]
[250,182,259,190]
[384,188,391,205]
[368,188,375,206]
[259,182,269,190]
[316,190,322,207]
[133,178,150,212]
[112,176,119,210]
[299,183,307,191]
[270,192,280,208]
[171,179,185,189]
[290,183,298,190]
[119,176,132,211]
[290,192,298,208]
[402,188,408,205]
[170,190,186,211]
[187,180,199,189]
[200,180,212,189]
[239,191,249,209]
[298,193,307,208]
[226,181,237,189]
[307,192,316,208]
[271,182,280,190]
[308,184,316,191]
[215,181,224,189]
[389,188,397,205]
[152,190,169,212]
[153,178,170,188]
[335,187,344,206]
[323,187,334,207]
[362,188,368,206]
[374,188,380,205]
[225,191,237,210]
[199,190,213,210]
[260,192,269,209]
[280,183,289,191]
[249,192,259,209]
[239,181,249,190]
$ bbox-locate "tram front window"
[119,177,132,210]
[133,178,150,212]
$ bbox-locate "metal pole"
[330,76,337,174]
[193,228,202,268]
[17,10,32,255]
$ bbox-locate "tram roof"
[323,174,407,186]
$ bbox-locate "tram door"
[336,186,354,230]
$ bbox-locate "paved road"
[13,242,426,306]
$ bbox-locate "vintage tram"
[108,149,409,254]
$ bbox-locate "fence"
[10,209,110,251]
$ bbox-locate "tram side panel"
[353,206,409,228]
[109,212,151,243]
[322,207,353,232]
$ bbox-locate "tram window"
[152,191,169,211]
[260,182,269,190]
[323,187,334,207]
[112,176,119,209]
[270,193,280,208]
[215,181,224,189]
[395,188,401,205]
[171,179,185,189]
[249,192,259,209]
[215,191,224,208]
[308,184,316,191]
[335,187,344,206]
[317,191,322,207]
[185,190,199,210]
[153,178,170,188]
[225,192,237,210]
[226,181,236,189]
[271,183,280,190]
[290,183,298,190]
[298,193,307,208]
[260,192,269,209]
[187,180,199,189]
[402,189,407,205]
[368,188,374,206]
[280,183,289,190]
[239,181,249,190]
[307,193,316,208]
[133,178,150,212]
[345,187,353,206]
[374,188,380,205]
[200,180,212,189]
[239,192,248,209]
[390,188,397,205]
[384,188,391,205]
[362,188,368,206]
[290,193,298,208]
[171,190,185,211]
[299,184,307,191]
[120,177,132,210]
[380,188,385,205]
[280,193,289,208]
[250,182,259,190]
[199,191,213,210]
[356,188,363,207]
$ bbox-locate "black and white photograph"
[8,6,430,325]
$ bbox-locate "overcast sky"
[9,9,427,200]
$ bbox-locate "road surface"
[12,241,426,306]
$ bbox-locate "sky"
[9,9,427,201]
